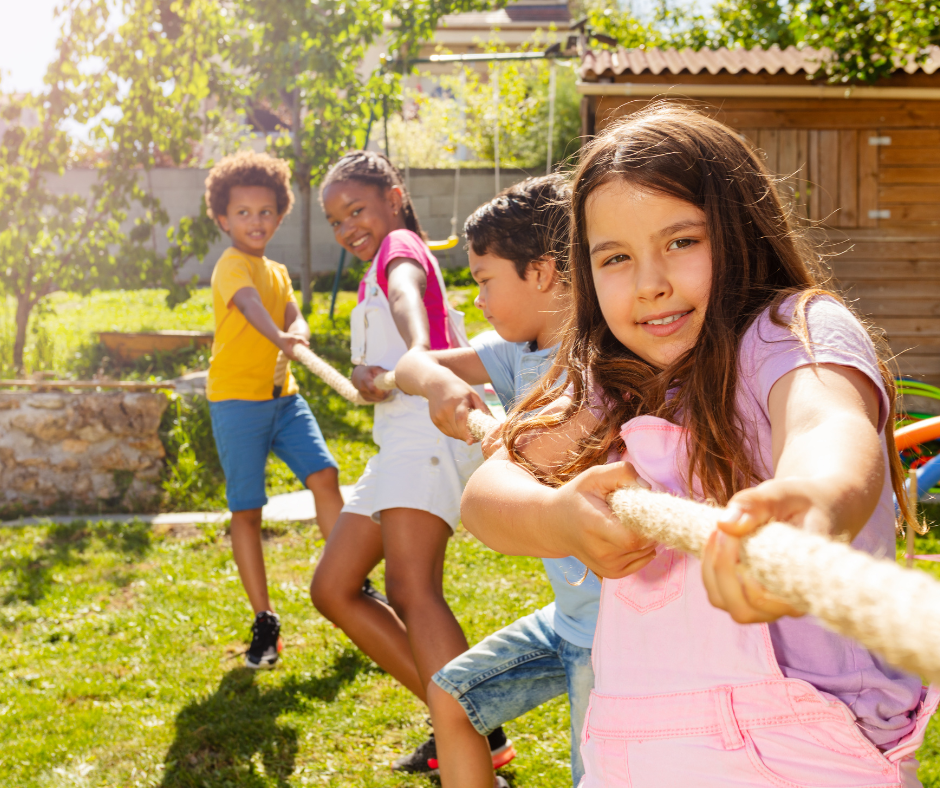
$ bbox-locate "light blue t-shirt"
[470,330,601,650]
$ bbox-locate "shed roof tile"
[580,45,940,80]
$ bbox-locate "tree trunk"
[13,293,31,374]
[300,181,312,310]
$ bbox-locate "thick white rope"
[275,346,396,405]
[277,353,940,683]
[607,488,940,685]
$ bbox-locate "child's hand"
[701,478,811,624]
[548,461,658,579]
[276,331,309,361]
[426,377,489,444]
[351,364,391,403]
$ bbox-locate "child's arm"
[702,363,884,624]
[395,347,490,443]
[231,287,309,359]
[283,301,310,340]
[386,257,431,351]
[462,398,657,575]
[350,256,427,403]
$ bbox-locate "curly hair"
[204,150,294,224]
[464,174,571,280]
[319,150,426,240]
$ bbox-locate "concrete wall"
[0,391,169,516]
[51,167,536,284]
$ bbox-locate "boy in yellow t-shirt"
[204,151,347,669]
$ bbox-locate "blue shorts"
[432,607,594,787]
[209,394,337,512]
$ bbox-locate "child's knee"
[428,680,469,727]
[309,561,343,619]
[305,465,339,493]
[230,508,263,531]
[383,572,434,621]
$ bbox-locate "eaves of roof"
[580,45,940,81]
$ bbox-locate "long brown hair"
[505,103,913,527]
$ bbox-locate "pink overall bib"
[579,416,938,788]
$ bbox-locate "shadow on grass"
[1,519,152,604]
[159,649,369,787]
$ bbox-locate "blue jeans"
[432,607,595,787]
[209,394,337,512]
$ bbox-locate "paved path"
[0,486,357,528]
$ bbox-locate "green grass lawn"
[0,519,568,788]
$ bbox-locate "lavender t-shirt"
[736,295,921,748]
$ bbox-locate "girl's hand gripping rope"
[703,478,812,624]
[550,462,658,580]
[351,364,392,403]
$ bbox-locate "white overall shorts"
[343,256,482,530]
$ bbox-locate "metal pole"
[493,62,500,196]
[362,108,375,150]
[907,468,918,568]
[329,247,346,323]
[383,95,391,159]
[452,161,460,237]
[546,60,557,175]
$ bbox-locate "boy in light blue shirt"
[396,175,599,788]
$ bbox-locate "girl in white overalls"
[312,152,482,738]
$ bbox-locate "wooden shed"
[578,45,940,387]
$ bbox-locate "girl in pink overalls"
[461,105,938,787]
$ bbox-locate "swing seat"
[428,235,459,251]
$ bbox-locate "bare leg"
[305,466,344,541]
[310,512,425,699]
[230,508,270,614]
[428,681,496,788]
[381,508,469,690]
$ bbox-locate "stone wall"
[0,391,169,516]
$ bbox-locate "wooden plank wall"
[593,95,940,386]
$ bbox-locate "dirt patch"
[153,522,205,540]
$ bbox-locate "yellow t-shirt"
[206,247,300,402]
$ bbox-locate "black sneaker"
[362,577,388,605]
[391,726,516,775]
[245,610,282,669]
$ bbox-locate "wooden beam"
[880,186,940,203]
[838,130,859,227]
[577,82,940,101]
[858,130,879,229]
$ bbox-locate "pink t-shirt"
[606,295,922,748]
[357,229,451,351]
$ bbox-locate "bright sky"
[0,0,61,93]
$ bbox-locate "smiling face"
[216,185,284,257]
[586,180,712,368]
[321,180,406,261]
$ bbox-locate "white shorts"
[342,391,483,531]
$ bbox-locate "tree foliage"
[588,0,940,85]
[0,0,230,370]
